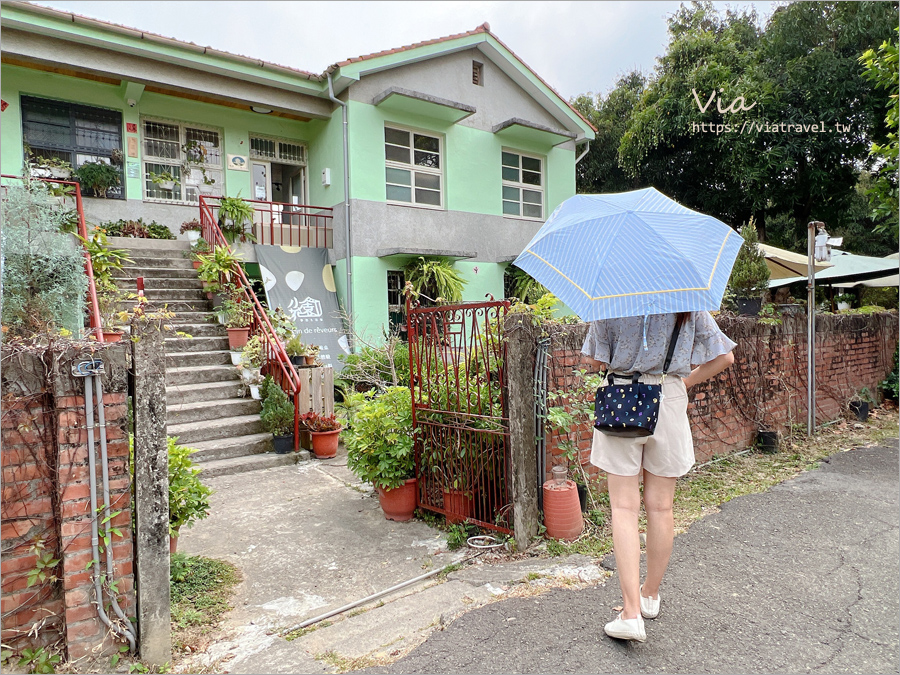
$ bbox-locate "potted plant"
[188,237,211,269]
[150,170,179,192]
[239,335,265,383]
[260,384,295,454]
[223,290,253,349]
[167,436,213,553]
[217,195,256,244]
[726,220,770,316]
[74,160,121,198]
[836,293,855,311]
[285,334,306,367]
[849,387,874,421]
[403,255,467,305]
[304,343,320,365]
[180,218,202,243]
[196,246,244,296]
[344,387,418,521]
[305,412,343,459]
[96,286,128,342]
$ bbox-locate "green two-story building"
[1,2,595,342]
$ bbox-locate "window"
[141,119,224,203]
[21,96,124,198]
[472,61,484,86]
[387,270,407,338]
[384,126,442,208]
[501,151,543,219]
[249,136,307,165]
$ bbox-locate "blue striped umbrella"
[512,188,743,320]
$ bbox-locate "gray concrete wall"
[348,48,566,135]
[82,197,196,237]
[346,198,540,263]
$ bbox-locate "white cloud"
[34,1,780,99]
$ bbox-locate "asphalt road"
[365,441,900,674]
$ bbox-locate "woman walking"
[581,311,736,642]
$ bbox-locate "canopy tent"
[758,243,832,280]
[769,249,899,288]
[834,253,899,288]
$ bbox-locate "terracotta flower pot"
[310,429,340,459]
[226,327,250,349]
[443,488,473,525]
[376,478,417,522]
[304,355,316,365]
[169,526,180,554]
[192,260,202,270]
[542,479,584,541]
[102,330,124,343]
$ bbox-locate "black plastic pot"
[756,430,779,454]
[272,433,294,454]
[577,483,588,512]
[289,355,304,367]
[736,296,762,316]
[849,401,869,422]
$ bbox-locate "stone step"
[167,398,261,426]
[189,432,274,462]
[167,311,218,324]
[116,277,204,291]
[114,267,199,280]
[166,380,245,405]
[165,322,227,338]
[108,237,190,254]
[135,288,208,302]
[125,257,195,269]
[195,451,305,478]
[165,336,230,353]
[166,350,232,368]
[168,414,264,445]
[125,298,211,313]
[167,365,241,386]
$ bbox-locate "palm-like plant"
[506,266,548,304]
[403,256,467,304]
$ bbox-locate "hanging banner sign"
[254,245,350,372]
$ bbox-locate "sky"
[36,1,784,101]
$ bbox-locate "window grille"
[501,151,543,219]
[249,136,307,165]
[21,96,124,198]
[473,61,484,86]
[387,270,406,307]
[142,118,223,203]
[384,126,442,207]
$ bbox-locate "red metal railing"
[198,196,305,451]
[199,196,333,248]
[1,174,103,342]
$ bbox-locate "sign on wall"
[254,246,350,372]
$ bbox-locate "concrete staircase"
[110,237,302,477]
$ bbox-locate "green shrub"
[727,220,770,302]
[259,384,294,436]
[344,386,416,490]
[167,437,213,537]
[403,256,467,303]
[339,335,410,390]
[74,160,120,198]
[882,346,899,400]
[861,286,899,309]
[99,218,174,240]
[1,182,88,336]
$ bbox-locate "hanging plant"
[73,161,121,198]
[403,256,467,304]
[217,195,256,244]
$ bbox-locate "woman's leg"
[641,469,677,598]
[608,472,642,619]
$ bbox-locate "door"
[251,161,272,241]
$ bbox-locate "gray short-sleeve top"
[580,312,736,378]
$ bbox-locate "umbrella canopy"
[758,243,832,280]
[770,250,900,288]
[511,188,743,321]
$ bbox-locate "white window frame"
[384,124,444,210]
[501,149,544,221]
[141,117,224,204]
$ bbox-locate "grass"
[169,553,241,653]
[545,405,898,556]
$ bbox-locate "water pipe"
[575,141,591,165]
[327,72,353,346]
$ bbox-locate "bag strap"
[662,313,687,375]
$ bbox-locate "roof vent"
[472,61,484,86]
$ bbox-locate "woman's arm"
[582,355,608,374]
[682,351,734,388]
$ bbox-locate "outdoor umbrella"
[512,188,743,321]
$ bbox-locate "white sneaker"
[640,585,660,619]
[604,612,646,642]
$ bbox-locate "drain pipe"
[76,360,137,652]
[327,72,353,346]
[534,338,550,511]
[575,141,590,165]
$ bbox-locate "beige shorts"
[590,374,694,478]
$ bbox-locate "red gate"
[407,298,512,533]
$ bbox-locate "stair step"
[165,323,227,338]
[196,451,307,478]
[167,311,218,324]
[165,336,230,353]
[108,237,190,254]
[167,398,261,425]
[166,350,232,368]
[166,380,244,405]
[116,278,204,290]
[189,433,274,462]
[114,267,199,280]
[167,365,241,386]
[168,414,264,445]
[136,288,208,301]
[125,257,195,269]
[125,299,211,313]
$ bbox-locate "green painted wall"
[306,114,345,208]
[346,99,575,216]
[1,64,319,202]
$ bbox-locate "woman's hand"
[683,351,735,388]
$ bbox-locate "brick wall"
[1,344,134,661]
[542,312,899,479]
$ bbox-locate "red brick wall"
[1,345,134,661]
[543,312,899,478]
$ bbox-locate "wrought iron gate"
[407,298,512,533]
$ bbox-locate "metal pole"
[806,221,819,436]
